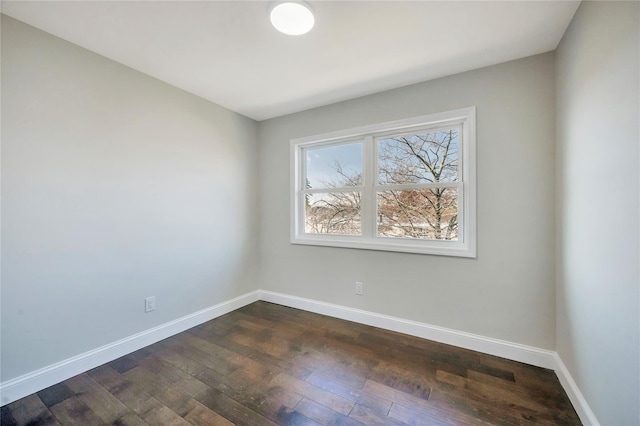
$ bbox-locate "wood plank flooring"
[1,301,581,425]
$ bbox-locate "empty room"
[1,1,638,425]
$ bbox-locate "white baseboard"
[0,290,260,406]
[554,354,600,426]
[1,288,599,426]
[259,290,556,370]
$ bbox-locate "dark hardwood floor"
[1,301,581,425]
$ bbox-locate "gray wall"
[1,15,259,382]
[555,2,639,425]
[258,53,557,350]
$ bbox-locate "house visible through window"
[291,107,476,257]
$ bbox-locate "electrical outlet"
[355,282,364,295]
[145,296,156,313]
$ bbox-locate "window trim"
[290,107,476,258]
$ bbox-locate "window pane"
[305,143,362,189]
[378,129,459,184]
[305,192,361,235]
[377,188,458,240]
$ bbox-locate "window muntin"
[291,107,476,257]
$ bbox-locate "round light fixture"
[270,2,315,36]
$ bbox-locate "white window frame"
[290,107,476,258]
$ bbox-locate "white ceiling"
[1,1,580,121]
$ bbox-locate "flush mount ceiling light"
[270,2,315,36]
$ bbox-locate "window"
[291,107,476,257]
